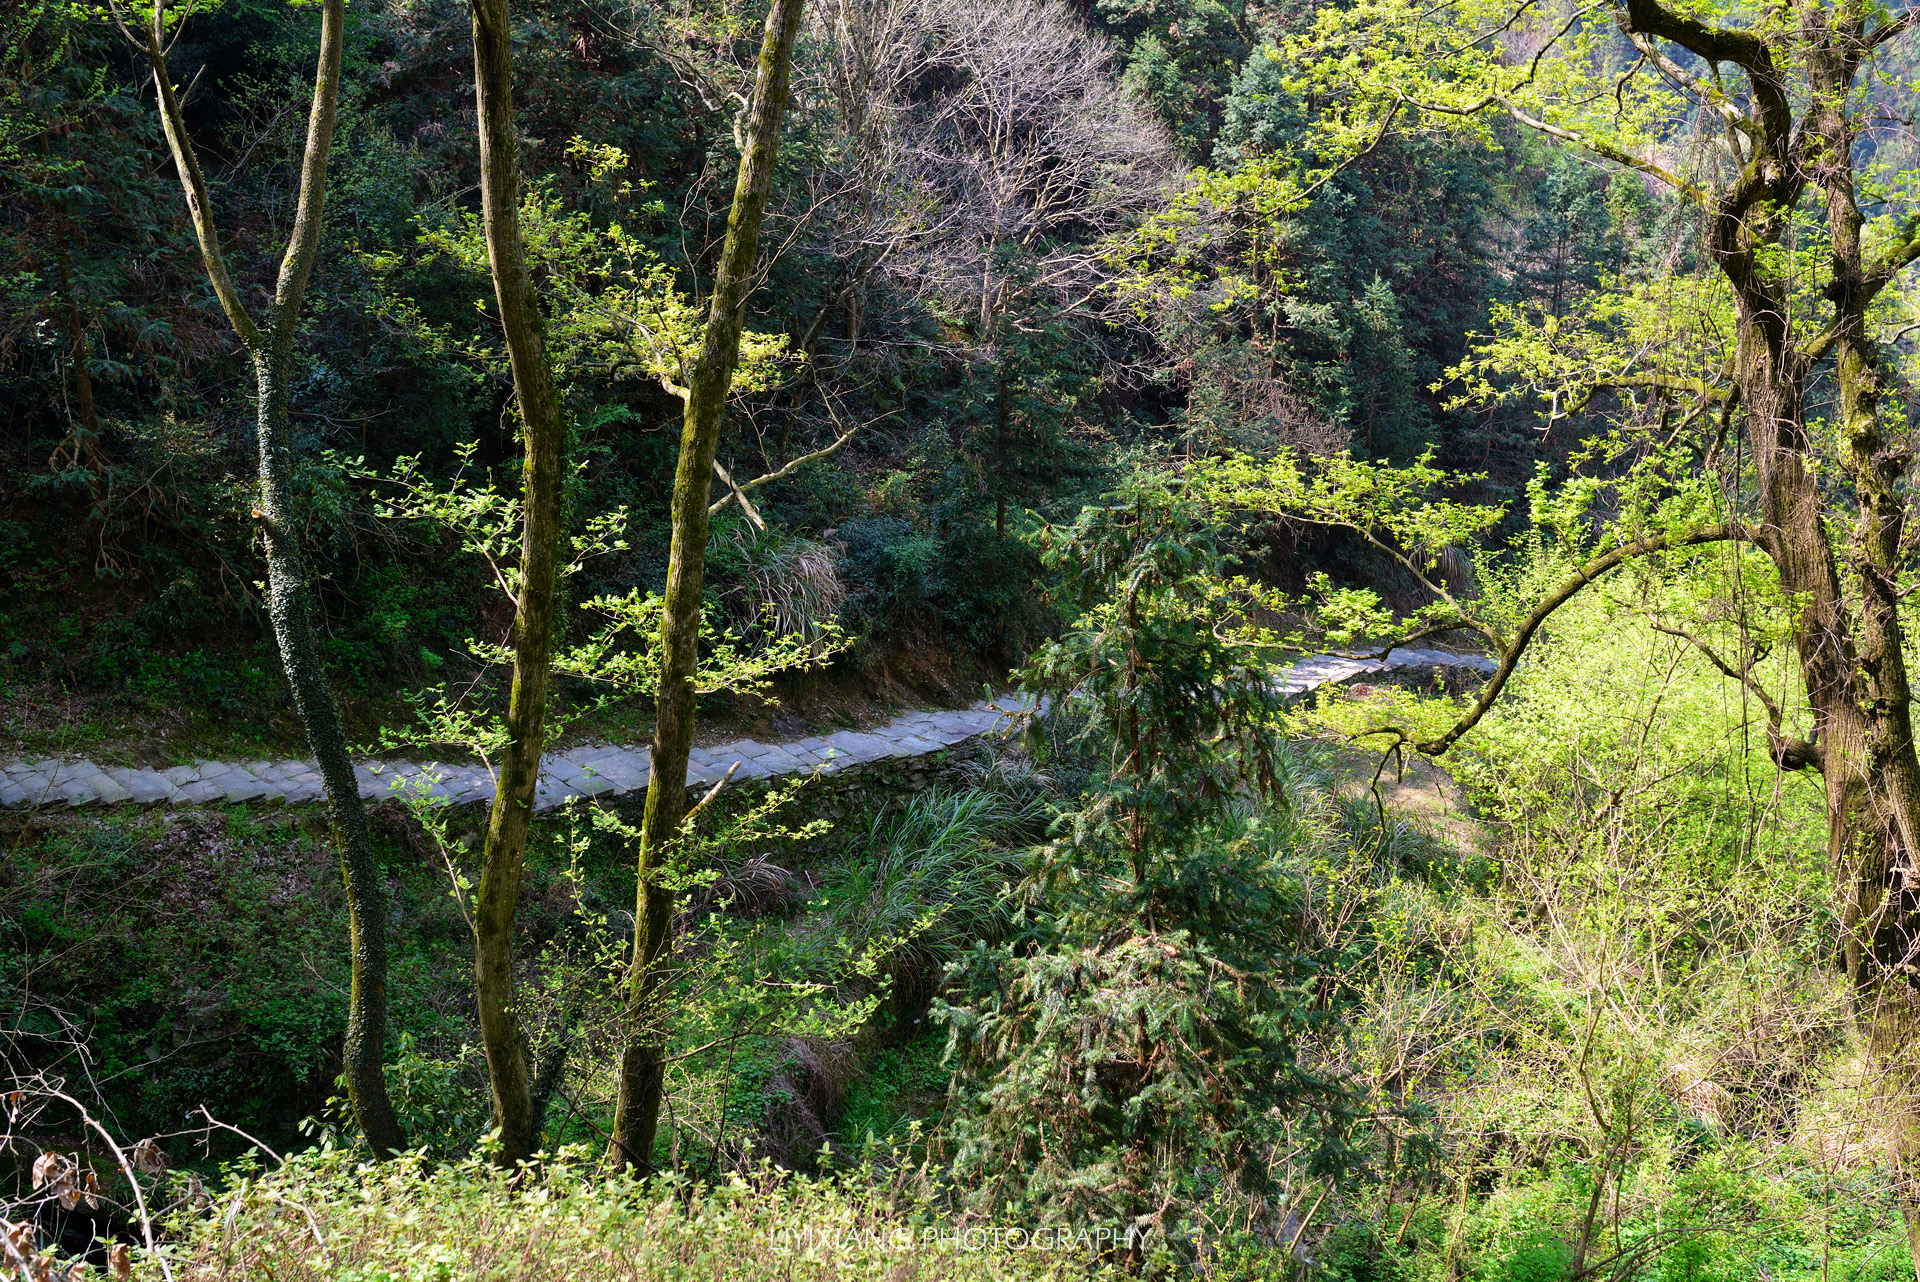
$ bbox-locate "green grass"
[123,1151,1119,1281]
[828,788,1041,999]
[833,1032,954,1149]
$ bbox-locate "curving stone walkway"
[0,649,1497,812]
[1276,645,1498,695]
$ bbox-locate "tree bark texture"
[469,0,568,1167]
[133,0,406,1158]
[48,207,110,558]
[1706,21,1920,1264]
[1624,0,1920,1257]
[607,0,808,1172]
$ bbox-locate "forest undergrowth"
[7,528,1915,1281]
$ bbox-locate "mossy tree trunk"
[125,0,405,1157]
[468,0,568,1168]
[1678,6,1920,1259]
[1394,2,1920,1260]
[606,0,807,1172]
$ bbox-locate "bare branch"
[709,458,767,530]
[117,2,262,350]
[1499,98,1709,203]
[1644,619,1821,771]
[35,1081,173,1282]
[1867,8,1920,51]
[678,760,741,831]
[744,422,861,493]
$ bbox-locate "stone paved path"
[0,648,1496,812]
[1276,645,1498,695]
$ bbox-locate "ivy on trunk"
[115,0,404,1156]
[606,0,809,1172]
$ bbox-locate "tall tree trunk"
[130,0,406,1157]
[607,0,807,1172]
[48,207,110,565]
[254,336,407,1159]
[1733,251,1920,1271]
[1803,43,1920,1266]
[469,0,567,1167]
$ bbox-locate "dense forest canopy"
[4,0,1920,1275]
[2,0,1603,692]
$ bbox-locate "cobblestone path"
[1,648,1496,811]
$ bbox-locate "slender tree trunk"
[255,338,407,1159]
[469,0,568,1167]
[607,0,807,1172]
[48,207,110,562]
[995,366,1009,539]
[131,0,406,1156]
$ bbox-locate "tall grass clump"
[829,787,1043,1005]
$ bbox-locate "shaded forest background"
[1,0,1646,742]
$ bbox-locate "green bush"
[932,473,1362,1263]
[0,810,475,1149]
[1501,1234,1572,1282]
[932,523,1047,658]
[839,516,943,630]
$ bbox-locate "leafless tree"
[799,0,1177,337]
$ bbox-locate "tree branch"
[744,422,861,493]
[114,0,262,351]
[1796,322,1843,365]
[1293,96,1406,204]
[1644,619,1778,721]
[708,422,862,517]
[1353,523,1754,756]
[1361,619,1483,658]
[1560,371,1731,417]
[1615,0,1791,138]
[709,457,766,530]
[1622,29,1749,128]
[1864,224,1920,301]
[1498,98,1708,202]
[1645,619,1822,771]
[1867,8,1920,51]
[269,0,345,327]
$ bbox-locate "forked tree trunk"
[128,0,405,1156]
[469,0,568,1167]
[607,0,807,1172]
[1733,280,1920,1271]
